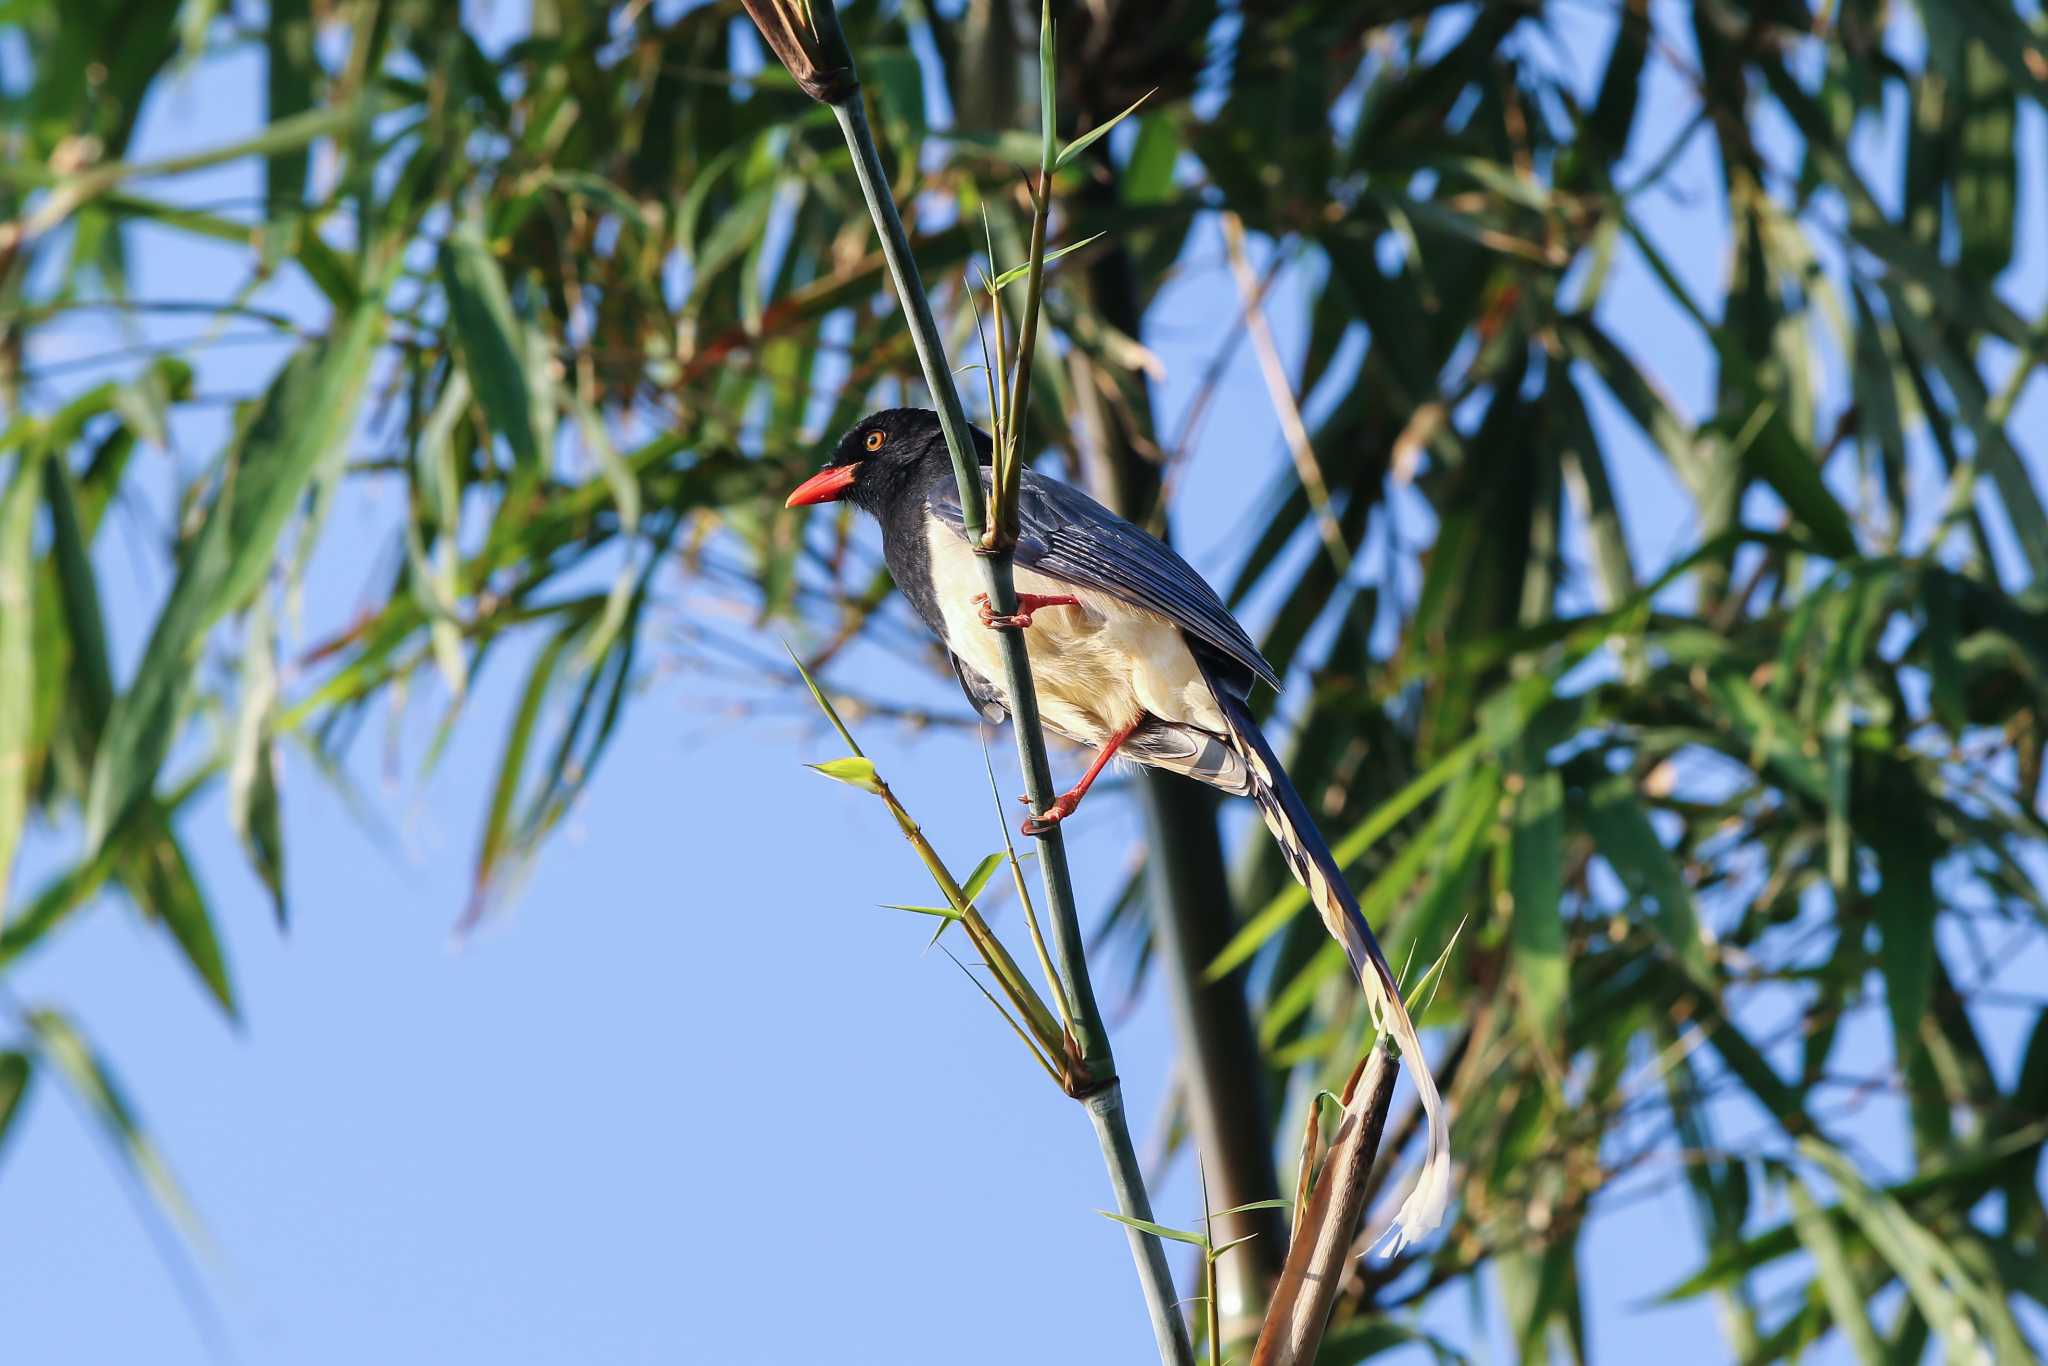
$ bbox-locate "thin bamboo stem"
[820,56,1195,1366]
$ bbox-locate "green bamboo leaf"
[0,450,39,908]
[264,0,315,211]
[470,624,577,920]
[783,643,863,758]
[877,903,963,920]
[959,852,1003,904]
[1868,804,1938,1059]
[1509,764,1567,1046]
[439,226,540,471]
[27,1009,208,1247]
[808,756,882,793]
[1786,1175,1885,1363]
[987,232,1105,289]
[83,297,385,853]
[1055,89,1155,169]
[40,457,113,739]
[1209,1232,1262,1259]
[1096,1209,1209,1248]
[1801,1139,2003,1365]
[227,601,286,926]
[1656,1119,2048,1302]
[1583,777,1707,982]
[1740,409,1857,558]
[0,1051,29,1162]
[1955,41,2016,280]
[125,815,237,1018]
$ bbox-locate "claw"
[973,591,1080,630]
[1021,794,1079,837]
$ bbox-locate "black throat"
[864,447,961,645]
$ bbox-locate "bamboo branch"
[747,5,1192,1361]
[1250,1041,1399,1366]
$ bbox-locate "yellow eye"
[864,430,886,452]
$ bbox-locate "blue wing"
[927,470,1280,694]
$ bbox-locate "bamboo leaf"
[439,226,540,471]
[1786,1175,1885,1363]
[0,1051,29,1161]
[1509,764,1567,1046]
[1097,1209,1210,1248]
[959,851,1003,904]
[0,450,40,908]
[808,756,882,793]
[28,1009,208,1247]
[83,299,384,853]
[988,232,1105,290]
[1056,89,1156,169]
[783,643,863,758]
[877,903,963,920]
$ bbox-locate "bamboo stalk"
[745,5,1193,1360]
[1250,1041,1399,1366]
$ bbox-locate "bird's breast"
[923,517,1226,748]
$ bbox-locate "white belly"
[925,519,1227,746]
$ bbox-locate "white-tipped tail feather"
[1210,684,1452,1255]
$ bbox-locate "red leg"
[1023,717,1143,836]
[974,592,1081,630]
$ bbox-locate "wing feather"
[927,472,1280,693]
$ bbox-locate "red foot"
[1022,793,1080,837]
[1018,716,1144,838]
[973,592,1081,630]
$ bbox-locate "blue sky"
[3,2,2045,1363]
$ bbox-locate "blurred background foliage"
[3,0,2047,1360]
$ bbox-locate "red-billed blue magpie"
[788,407,1449,1250]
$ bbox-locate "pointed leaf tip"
[808,756,882,793]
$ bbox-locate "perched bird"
[787,407,1449,1250]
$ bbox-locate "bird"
[786,407,1449,1252]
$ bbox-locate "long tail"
[1209,681,1451,1254]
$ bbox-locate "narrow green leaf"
[27,1010,207,1246]
[1583,777,1707,982]
[1801,1139,2001,1366]
[1096,1209,1209,1248]
[0,450,39,908]
[264,0,315,210]
[1786,1176,1885,1363]
[227,601,286,926]
[439,227,540,470]
[40,457,114,739]
[783,642,863,758]
[471,625,576,918]
[1055,89,1156,169]
[126,817,237,1018]
[83,298,384,851]
[1509,766,1567,1045]
[959,851,1003,904]
[988,231,1104,289]
[809,756,882,793]
[0,1051,29,1162]
[877,903,964,920]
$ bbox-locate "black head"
[784,408,982,515]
